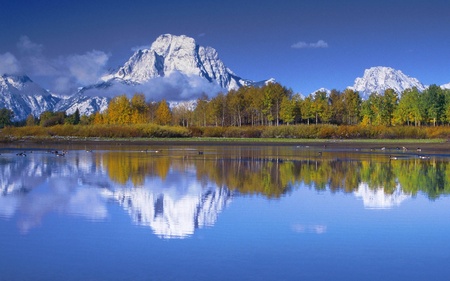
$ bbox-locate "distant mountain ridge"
[351,66,426,99]
[0,74,60,121]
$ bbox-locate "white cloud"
[0,52,21,75]
[9,36,111,94]
[66,50,110,85]
[292,224,327,234]
[4,36,222,99]
[83,71,223,102]
[131,45,151,52]
[17,36,44,54]
[291,40,329,49]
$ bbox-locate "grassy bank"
[1,124,450,143]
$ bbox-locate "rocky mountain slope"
[0,74,60,121]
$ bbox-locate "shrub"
[188,127,204,137]
[203,127,226,137]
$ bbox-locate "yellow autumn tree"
[130,93,149,124]
[106,95,132,124]
[92,112,105,125]
[155,99,172,125]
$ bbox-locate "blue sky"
[1,0,449,95]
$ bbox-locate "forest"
[2,82,450,139]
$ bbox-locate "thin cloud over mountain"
[2,36,111,95]
[291,40,329,49]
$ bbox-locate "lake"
[1,142,450,281]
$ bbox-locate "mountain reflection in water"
[1,146,449,238]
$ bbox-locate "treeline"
[89,83,450,127]
[2,82,450,131]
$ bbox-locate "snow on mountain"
[1,34,274,119]
[309,87,331,96]
[354,182,410,209]
[0,149,232,236]
[351,66,426,99]
[111,185,232,239]
[59,34,274,116]
[0,74,61,121]
[441,82,450,89]
[102,34,259,91]
[54,83,110,115]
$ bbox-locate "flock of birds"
[1,144,432,161]
[295,144,432,161]
[372,146,430,160]
[14,149,69,157]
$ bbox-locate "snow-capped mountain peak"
[0,74,60,120]
[1,34,274,120]
[352,66,426,99]
[102,34,254,91]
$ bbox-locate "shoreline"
[1,136,449,152]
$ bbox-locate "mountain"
[56,34,273,116]
[442,82,450,89]
[53,83,110,115]
[111,186,232,239]
[101,34,260,91]
[0,148,233,237]
[0,74,61,121]
[354,182,410,209]
[351,66,426,99]
[1,34,273,120]
[309,87,331,96]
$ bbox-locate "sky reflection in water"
[1,145,450,281]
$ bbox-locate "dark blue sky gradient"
[1,0,449,94]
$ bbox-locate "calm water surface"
[1,144,450,281]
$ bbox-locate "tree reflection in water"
[1,147,449,236]
[99,150,450,199]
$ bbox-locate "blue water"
[1,146,450,281]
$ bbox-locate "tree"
[65,108,81,125]
[25,113,37,126]
[262,83,292,126]
[341,89,361,125]
[361,95,375,125]
[194,93,209,126]
[443,89,450,125]
[312,90,331,124]
[107,95,133,124]
[209,92,228,126]
[329,89,345,125]
[393,88,423,126]
[130,93,149,124]
[73,108,80,125]
[280,95,295,125]
[172,102,193,127]
[39,111,65,127]
[0,108,14,128]
[380,89,398,126]
[300,96,314,125]
[423,85,445,126]
[243,87,262,126]
[155,99,172,125]
[227,89,246,126]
